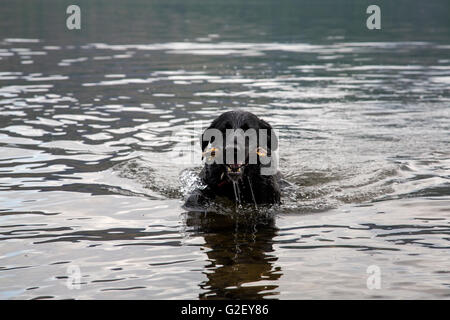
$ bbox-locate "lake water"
[0,0,449,299]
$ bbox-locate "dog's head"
[200,111,278,182]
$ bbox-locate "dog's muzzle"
[224,144,246,181]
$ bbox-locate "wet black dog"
[184,110,281,209]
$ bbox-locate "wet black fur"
[183,110,281,209]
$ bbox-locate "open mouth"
[225,163,245,181]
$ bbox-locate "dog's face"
[200,111,278,183]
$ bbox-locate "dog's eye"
[255,147,267,157]
[202,147,219,160]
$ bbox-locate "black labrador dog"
[183,110,281,209]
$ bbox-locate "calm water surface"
[0,0,449,299]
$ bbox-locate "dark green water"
[0,0,449,299]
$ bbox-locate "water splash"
[247,177,259,210]
[179,168,207,198]
[231,180,242,206]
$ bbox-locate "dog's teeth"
[237,168,241,172]
[227,167,231,172]
[220,172,224,180]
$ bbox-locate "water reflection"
[184,211,281,299]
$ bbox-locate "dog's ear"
[200,126,211,154]
[201,115,224,154]
[258,118,278,151]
